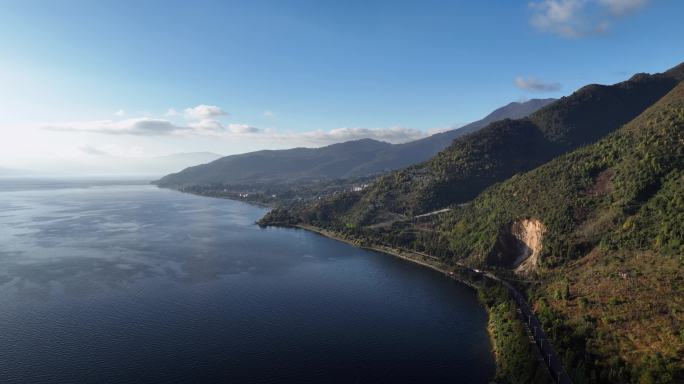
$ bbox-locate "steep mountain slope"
[348,98,555,176]
[286,62,684,227]
[429,78,684,384]
[154,99,554,188]
[436,81,684,266]
[264,73,684,383]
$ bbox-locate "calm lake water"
[0,179,494,383]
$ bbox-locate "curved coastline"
[276,222,563,384]
[291,224,460,279]
[159,187,558,382]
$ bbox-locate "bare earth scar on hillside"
[488,218,545,275]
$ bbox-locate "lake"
[0,179,494,383]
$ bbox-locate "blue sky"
[1,0,683,173]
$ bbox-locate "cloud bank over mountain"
[43,105,433,144]
[529,0,649,38]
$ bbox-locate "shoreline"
[291,224,459,279]
[154,185,275,208]
[276,223,557,383]
[286,224,486,292]
[159,189,554,382]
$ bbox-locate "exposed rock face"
[487,218,545,275]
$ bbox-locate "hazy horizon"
[3,1,684,175]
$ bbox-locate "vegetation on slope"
[435,82,680,381]
[440,79,684,266]
[278,63,684,227]
[430,81,684,383]
[261,65,684,383]
[479,281,551,384]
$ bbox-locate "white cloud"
[50,121,420,144]
[529,0,595,38]
[514,76,562,92]
[228,124,260,134]
[44,113,425,143]
[529,0,649,38]
[263,110,275,118]
[46,104,231,136]
[77,144,145,157]
[184,120,260,135]
[598,0,647,15]
[43,104,438,145]
[183,104,228,120]
[78,145,109,156]
[189,119,226,132]
[281,126,427,144]
[45,118,183,136]
[114,109,126,116]
[426,127,452,135]
[45,116,261,137]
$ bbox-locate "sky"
[1,0,683,174]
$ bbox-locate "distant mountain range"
[155,99,555,188]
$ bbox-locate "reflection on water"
[0,180,494,383]
[0,183,291,297]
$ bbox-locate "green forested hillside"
[282,63,684,228]
[428,78,684,384]
[261,66,684,383]
[437,83,684,267]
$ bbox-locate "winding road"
[479,270,573,384]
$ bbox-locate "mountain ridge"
[284,61,684,227]
[155,99,555,187]
[422,78,684,383]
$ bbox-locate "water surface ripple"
[0,180,494,383]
